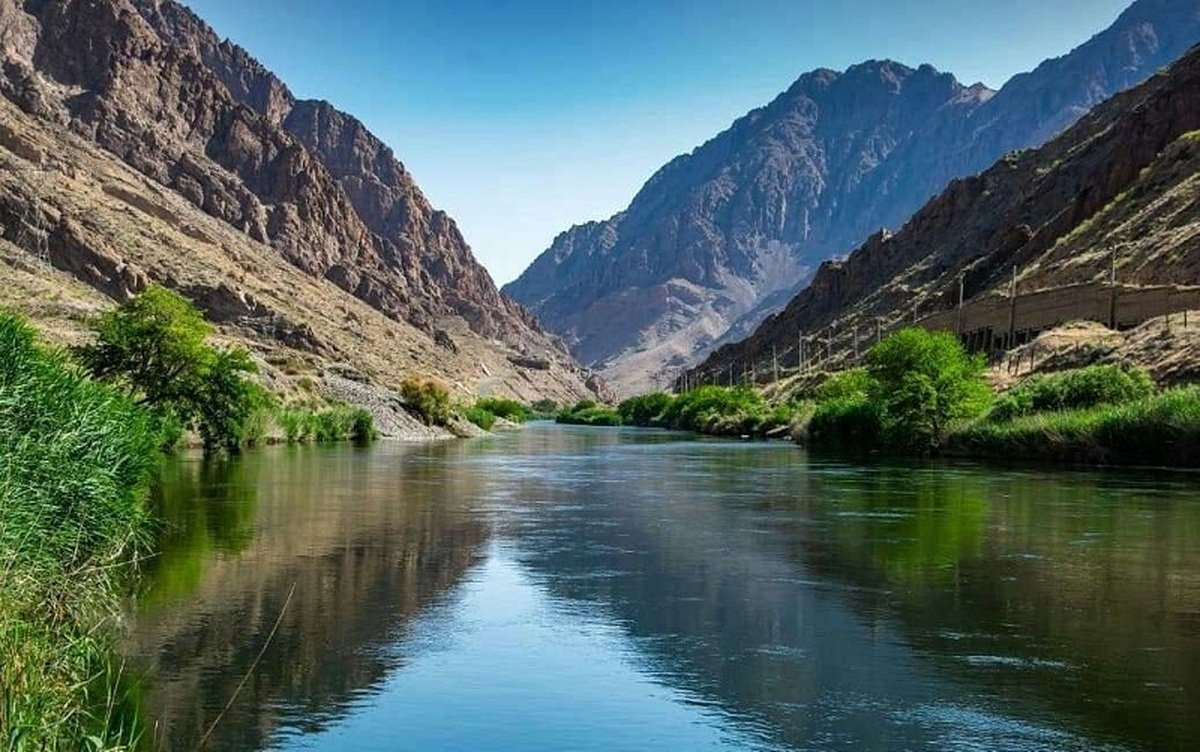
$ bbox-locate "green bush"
[529,398,559,418]
[807,396,884,454]
[948,387,1200,467]
[464,406,497,431]
[988,364,1155,421]
[618,392,675,427]
[474,397,530,423]
[400,376,453,426]
[814,368,872,403]
[556,402,623,426]
[349,407,376,443]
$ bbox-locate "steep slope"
[689,44,1200,387]
[0,0,604,407]
[506,0,1200,395]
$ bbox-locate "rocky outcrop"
[506,0,1200,395]
[690,43,1200,384]
[0,0,605,403]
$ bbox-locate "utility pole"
[956,273,966,336]
[1108,246,1118,330]
[772,345,779,383]
[1007,265,1017,352]
[853,325,860,361]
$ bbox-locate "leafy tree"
[77,285,263,451]
[618,392,675,427]
[865,328,991,453]
[79,285,214,412]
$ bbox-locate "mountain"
[505,0,1200,396]
[0,0,606,412]
[688,42,1200,387]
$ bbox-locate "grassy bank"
[0,314,160,749]
[945,387,1200,467]
[794,332,1200,468]
[620,387,799,437]
[624,329,1200,468]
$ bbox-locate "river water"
[124,424,1200,751]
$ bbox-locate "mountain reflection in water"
[125,427,1200,751]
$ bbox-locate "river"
[124,424,1200,751]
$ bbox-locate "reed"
[0,313,159,749]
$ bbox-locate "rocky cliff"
[0,0,604,408]
[689,42,1200,386]
[506,0,1200,395]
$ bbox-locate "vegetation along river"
[124,424,1200,751]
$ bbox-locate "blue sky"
[186,0,1132,284]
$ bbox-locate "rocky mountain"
[505,0,1200,396]
[688,41,1200,387]
[0,0,606,412]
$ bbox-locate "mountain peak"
[505,0,1200,395]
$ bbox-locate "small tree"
[78,285,263,451]
[866,328,991,453]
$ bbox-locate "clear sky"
[185,0,1132,285]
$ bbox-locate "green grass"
[556,400,623,427]
[0,313,159,749]
[275,404,376,444]
[988,364,1154,421]
[947,387,1200,467]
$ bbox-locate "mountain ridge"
[0,0,606,408]
[688,42,1200,387]
[506,0,1200,396]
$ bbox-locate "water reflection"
[125,427,1200,752]
[128,444,490,751]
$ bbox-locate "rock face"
[505,0,1200,395]
[690,42,1200,384]
[0,0,603,404]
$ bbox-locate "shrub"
[618,392,675,427]
[556,402,623,426]
[464,406,497,431]
[807,396,884,454]
[474,397,530,423]
[814,368,872,403]
[988,364,1155,421]
[349,407,376,442]
[400,376,453,426]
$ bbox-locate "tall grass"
[275,404,376,444]
[946,387,1200,467]
[0,313,159,749]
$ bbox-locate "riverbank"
[616,329,1200,469]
